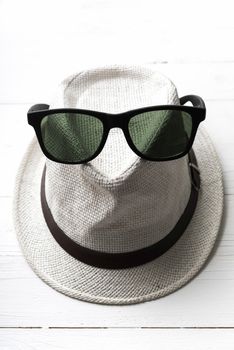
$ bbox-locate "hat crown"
[45,64,191,253]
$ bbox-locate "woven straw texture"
[45,65,191,253]
[12,64,224,305]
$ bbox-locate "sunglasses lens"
[40,113,104,163]
[128,109,193,160]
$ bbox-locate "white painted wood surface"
[1,329,234,350]
[1,0,234,348]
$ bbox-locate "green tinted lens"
[40,113,104,162]
[128,109,193,159]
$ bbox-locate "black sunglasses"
[27,95,206,164]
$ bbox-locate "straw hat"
[12,64,224,305]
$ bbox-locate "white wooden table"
[1,1,234,348]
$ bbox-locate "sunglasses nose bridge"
[107,113,127,130]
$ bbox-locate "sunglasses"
[27,95,206,164]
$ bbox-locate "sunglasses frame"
[27,95,206,164]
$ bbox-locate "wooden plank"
[1,0,234,89]
[1,329,234,350]
[1,0,234,103]
[1,1,234,103]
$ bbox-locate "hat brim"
[12,125,224,305]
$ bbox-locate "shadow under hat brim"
[12,125,224,305]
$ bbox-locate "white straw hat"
[12,64,224,305]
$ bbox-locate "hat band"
[40,149,200,269]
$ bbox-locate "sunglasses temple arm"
[28,104,50,113]
[179,95,206,109]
